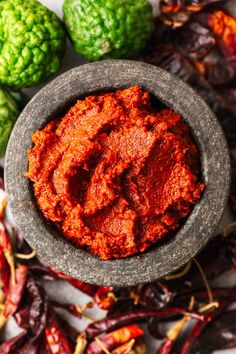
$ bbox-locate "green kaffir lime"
[0,0,66,90]
[0,87,19,157]
[63,0,154,61]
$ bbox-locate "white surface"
[1,1,236,353]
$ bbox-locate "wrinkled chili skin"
[45,312,73,354]
[0,248,10,294]
[87,324,144,354]
[26,86,204,260]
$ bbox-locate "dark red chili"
[0,330,27,354]
[0,247,10,294]
[45,312,73,354]
[94,287,116,310]
[87,324,144,354]
[84,309,207,340]
[41,262,99,297]
[0,220,15,283]
[181,300,230,354]
[0,265,28,330]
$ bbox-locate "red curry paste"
[26,86,204,260]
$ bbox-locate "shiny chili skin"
[87,324,144,354]
[44,263,99,297]
[84,309,207,340]
[94,287,115,310]
[0,265,28,330]
[157,338,175,354]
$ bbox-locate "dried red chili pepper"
[14,304,30,331]
[0,220,15,285]
[13,287,48,352]
[143,25,236,148]
[139,281,173,309]
[35,334,52,354]
[180,300,230,354]
[9,278,49,353]
[36,260,99,297]
[160,0,224,14]
[24,277,49,345]
[58,318,80,344]
[159,0,224,27]
[181,319,207,354]
[203,57,236,87]
[87,324,144,354]
[207,9,236,58]
[166,231,236,297]
[0,264,28,330]
[157,297,195,354]
[175,21,215,60]
[95,287,117,310]
[187,309,236,353]
[84,309,207,340]
[45,311,73,354]
[0,330,27,354]
[0,246,10,294]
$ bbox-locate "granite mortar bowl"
[5,60,231,287]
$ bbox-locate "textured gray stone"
[4,60,231,286]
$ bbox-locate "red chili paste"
[26,86,204,260]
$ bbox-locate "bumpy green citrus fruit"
[63,0,154,61]
[0,87,19,157]
[0,0,66,89]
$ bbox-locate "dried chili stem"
[74,335,87,354]
[165,261,192,280]
[167,296,195,341]
[130,290,141,305]
[4,251,15,286]
[193,258,213,304]
[95,336,111,354]
[199,302,219,313]
[75,305,97,322]
[223,221,236,237]
[15,250,37,260]
[0,290,5,305]
[112,339,135,354]
[158,297,195,354]
[80,301,94,312]
[107,292,118,303]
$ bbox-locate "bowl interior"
[5,60,230,286]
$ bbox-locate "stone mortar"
[5,60,231,286]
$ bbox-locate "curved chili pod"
[86,324,144,354]
[45,311,73,354]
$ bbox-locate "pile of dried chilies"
[144,0,236,148]
[1,0,236,353]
